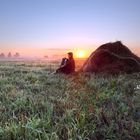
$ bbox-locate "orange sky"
[0,42,139,58]
[0,42,95,58]
[1,47,139,59]
[0,47,94,59]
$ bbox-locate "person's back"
[56,52,75,74]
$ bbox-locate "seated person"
[56,52,75,74]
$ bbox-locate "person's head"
[67,52,73,59]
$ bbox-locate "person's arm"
[60,59,69,68]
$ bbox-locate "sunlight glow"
[75,50,86,58]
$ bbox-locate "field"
[0,60,140,140]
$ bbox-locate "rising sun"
[75,50,86,58]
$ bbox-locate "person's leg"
[56,68,61,73]
[56,58,68,74]
[55,58,66,73]
[56,66,68,74]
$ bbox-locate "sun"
[75,50,86,58]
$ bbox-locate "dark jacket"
[56,58,75,74]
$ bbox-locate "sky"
[0,0,140,57]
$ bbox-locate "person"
[56,52,75,74]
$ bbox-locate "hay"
[81,41,140,74]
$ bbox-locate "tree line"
[0,52,20,58]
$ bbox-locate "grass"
[0,61,140,140]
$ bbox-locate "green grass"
[0,61,140,140]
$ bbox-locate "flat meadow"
[0,60,140,140]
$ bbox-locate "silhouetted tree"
[8,52,12,58]
[14,52,20,58]
[44,55,48,59]
[0,53,5,58]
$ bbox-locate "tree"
[14,52,20,58]
[44,55,48,59]
[8,52,12,58]
[0,53,5,58]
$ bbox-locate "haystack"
[80,41,140,74]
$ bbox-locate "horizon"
[0,45,140,59]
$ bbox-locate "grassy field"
[0,61,140,140]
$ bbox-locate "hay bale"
[81,41,140,74]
